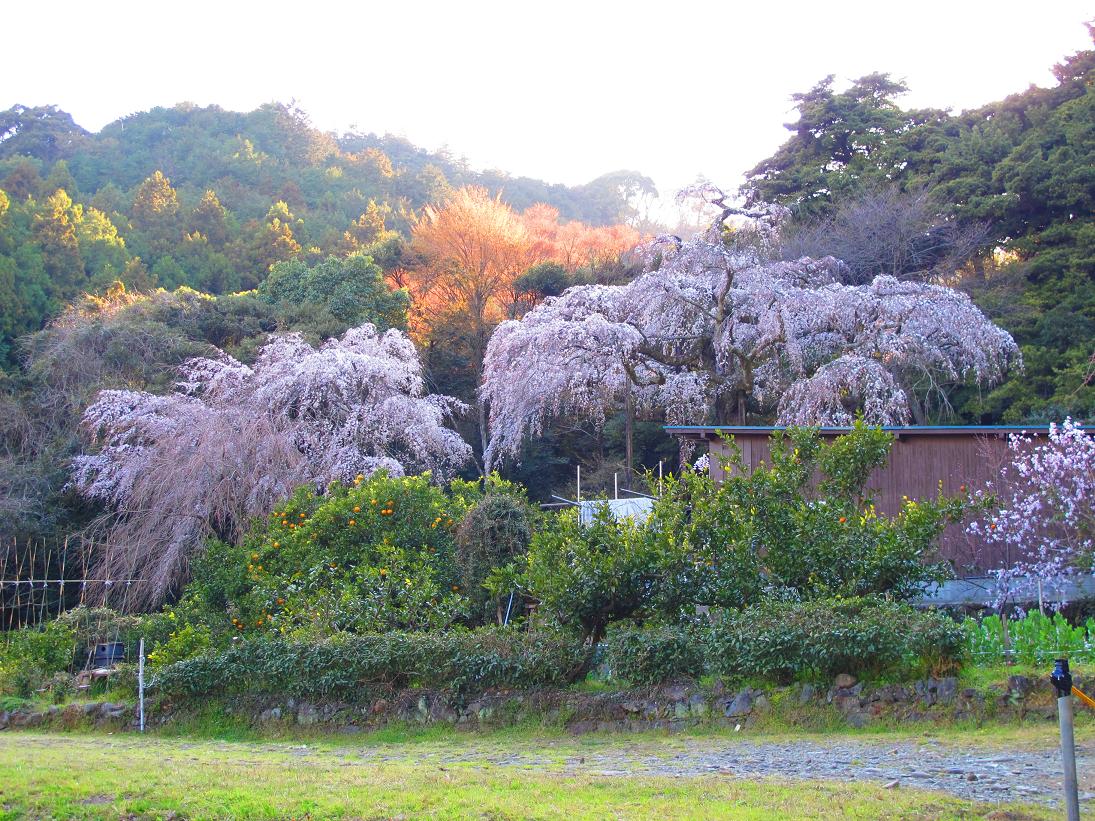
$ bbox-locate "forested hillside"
[742,38,1094,423]
[0,102,653,361]
[0,102,652,542]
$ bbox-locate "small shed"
[664,424,1093,576]
[578,497,654,526]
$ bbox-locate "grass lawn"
[1,731,1055,820]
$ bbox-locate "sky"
[4,1,1092,203]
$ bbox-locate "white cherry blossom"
[481,187,1019,467]
[71,323,471,607]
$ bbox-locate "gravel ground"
[319,735,1095,808]
[558,738,1093,806]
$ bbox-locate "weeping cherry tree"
[72,324,471,607]
[480,185,1020,470]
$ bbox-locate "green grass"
[0,732,1052,820]
[958,660,1095,691]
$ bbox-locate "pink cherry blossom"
[969,419,1094,609]
[71,323,470,607]
[481,186,1020,468]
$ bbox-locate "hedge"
[601,598,963,685]
[604,625,705,684]
[153,599,964,698]
[707,597,963,682]
[153,627,587,699]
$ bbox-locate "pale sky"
[5,1,1092,202]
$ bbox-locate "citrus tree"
[186,472,478,638]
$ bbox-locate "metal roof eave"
[664,424,1095,440]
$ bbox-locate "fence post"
[138,637,145,733]
[1052,658,1081,821]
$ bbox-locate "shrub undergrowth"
[153,628,587,700]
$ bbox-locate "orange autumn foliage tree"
[402,187,639,345]
[521,203,639,273]
[404,187,531,350]
[399,186,639,455]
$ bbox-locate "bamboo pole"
[78,535,90,608]
[13,539,28,631]
[38,542,53,626]
[59,537,68,617]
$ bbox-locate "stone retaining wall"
[1,672,1068,735]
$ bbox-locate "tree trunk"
[567,624,606,684]
[477,399,489,476]
[1001,609,1014,666]
[711,389,740,426]
[624,392,634,490]
[907,391,928,425]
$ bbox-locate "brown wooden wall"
[705,431,1013,575]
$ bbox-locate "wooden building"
[664,424,1094,576]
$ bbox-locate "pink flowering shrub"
[969,419,1095,608]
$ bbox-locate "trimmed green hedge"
[153,628,586,699]
[153,598,964,698]
[707,597,963,682]
[603,598,964,685]
[604,625,705,684]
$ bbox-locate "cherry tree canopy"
[481,186,1020,468]
[72,323,471,607]
[969,419,1095,609]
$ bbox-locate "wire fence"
[1,536,144,684]
[0,537,142,625]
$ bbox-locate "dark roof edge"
[665,424,1095,437]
